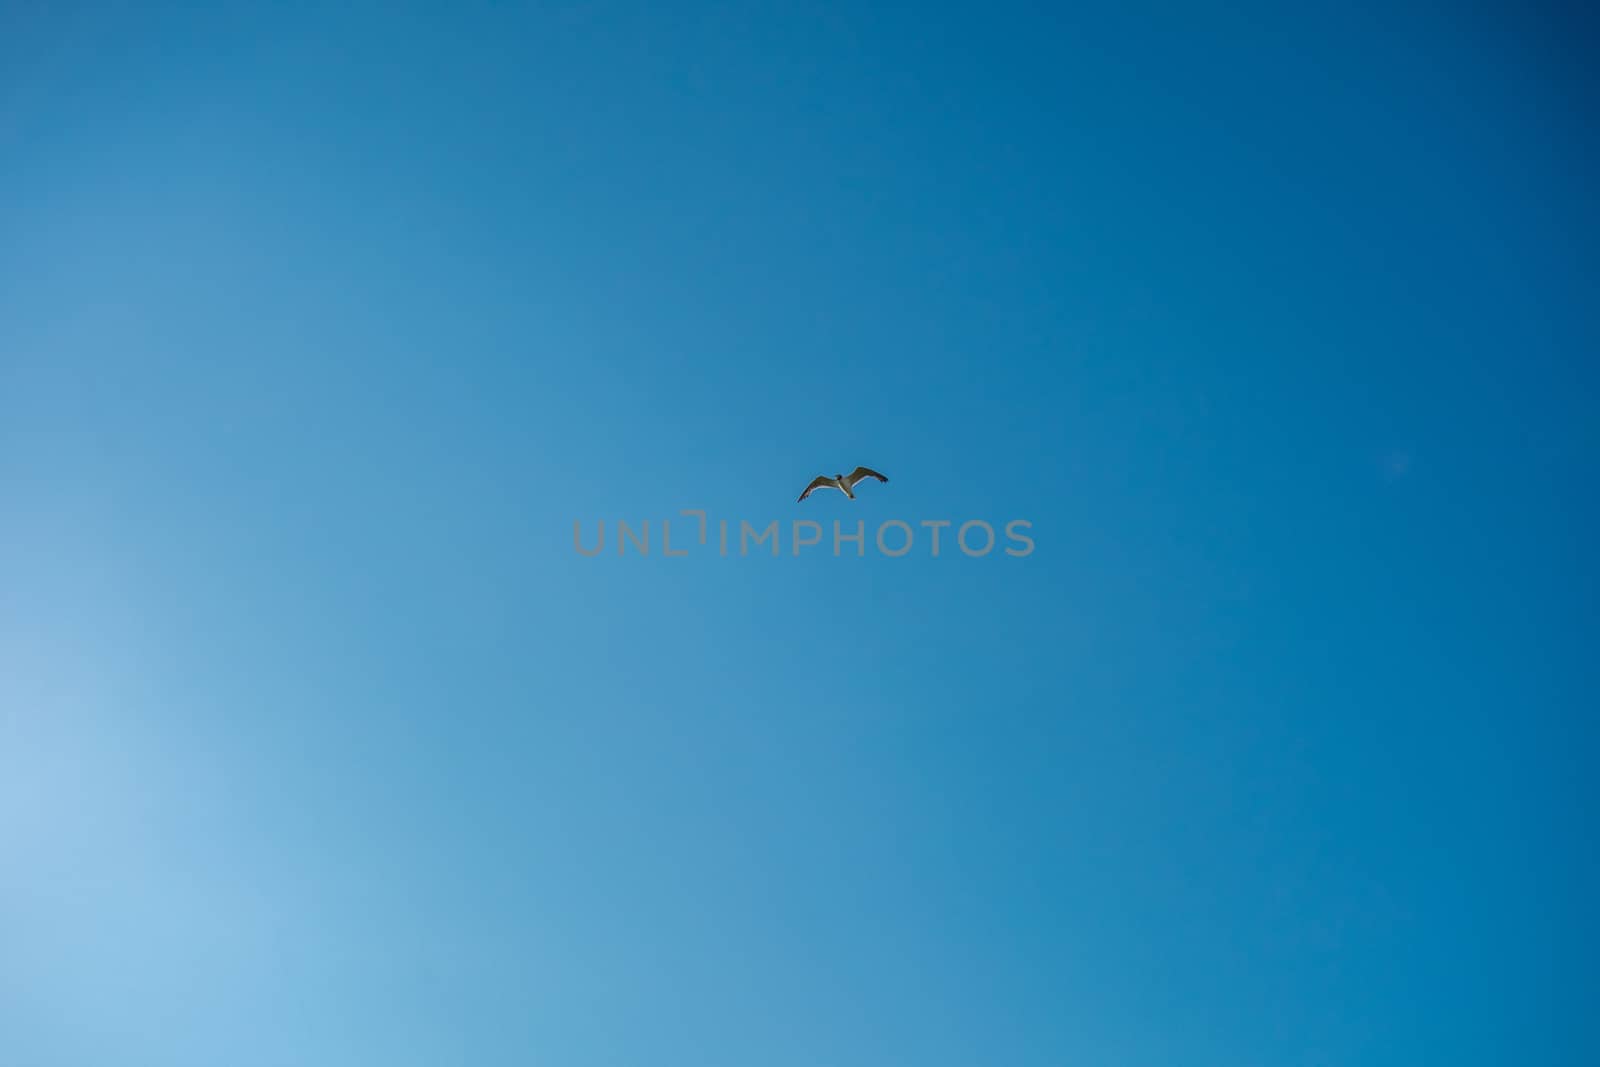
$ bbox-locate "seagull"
[797,466,889,502]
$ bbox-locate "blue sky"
[1,3,1594,1064]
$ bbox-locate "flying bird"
[797,466,889,502]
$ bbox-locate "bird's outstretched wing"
[844,466,888,489]
[798,476,835,502]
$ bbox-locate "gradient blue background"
[2,3,1594,1064]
